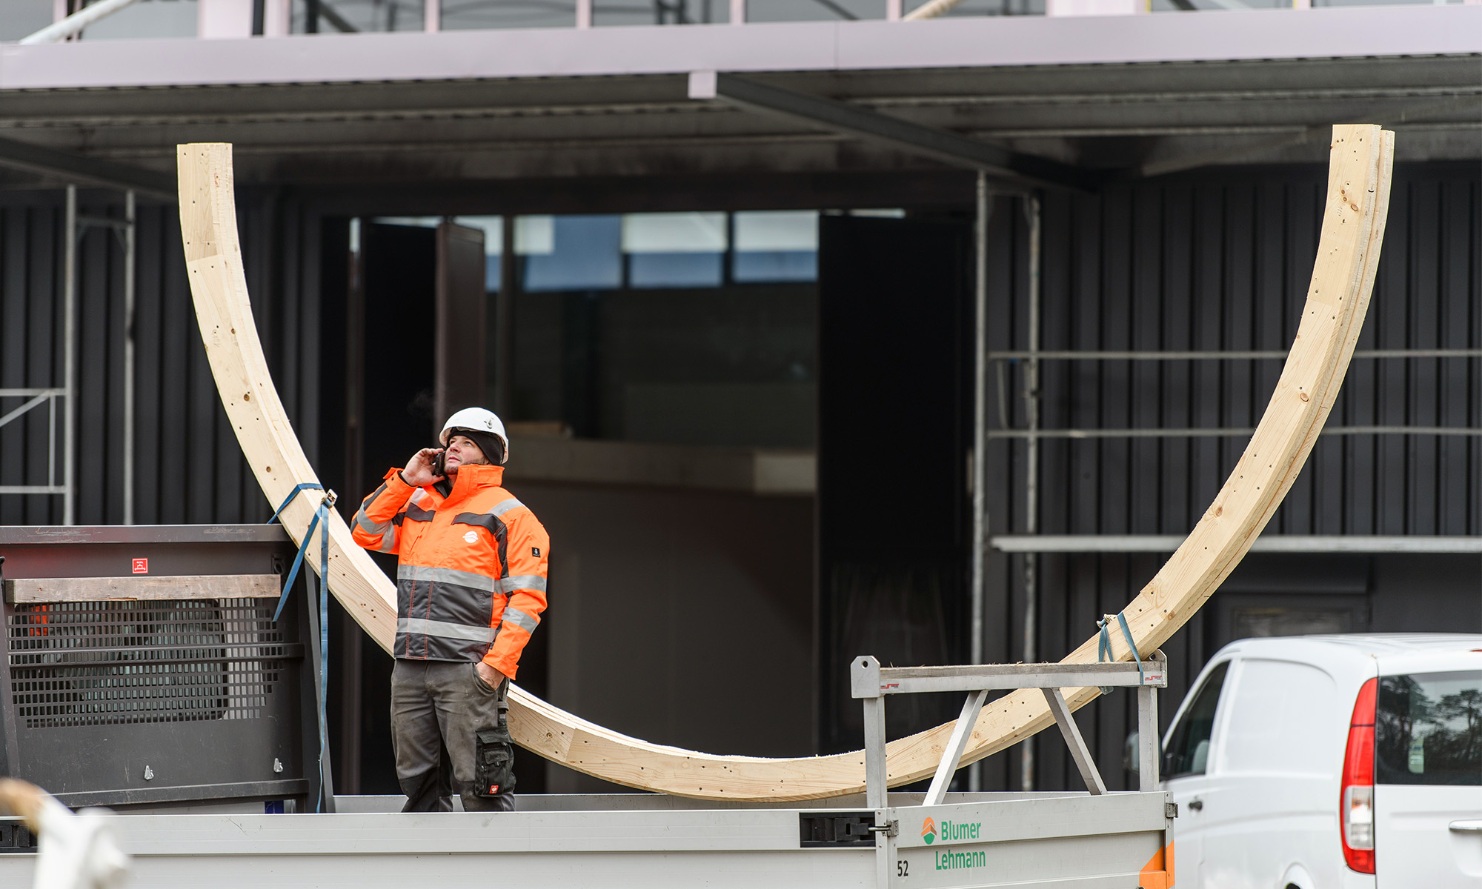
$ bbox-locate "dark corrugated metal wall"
[0,198,61,526]
[980,163,1480,790]
[0,190,322,527]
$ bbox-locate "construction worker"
[351,407,549,812]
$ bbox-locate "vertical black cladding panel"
[0,195,310,529]
[1100,188,1134,537]
[817,215,973,754]
[0,208,31,527]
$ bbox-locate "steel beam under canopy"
[0,136,175,201]
[688,71,1096,193]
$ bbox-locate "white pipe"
[21,0,142,44]
[904,0,966,19]
[263,0,291,36]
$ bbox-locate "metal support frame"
[123,191,136,524]
[968,172,991,792]
[851,654,1167,810]
[987,347,1482,439]
[0,390,65,495]
[0,136,175,202]
[63,186,77,525]
[990,425,1482,440]
[1042,688,1105,794]
[990,348,1482,361]
[687,72,1094,193]
[18,187,139,524]
[993,534,1482,554]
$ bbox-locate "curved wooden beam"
[177,124,1391,801]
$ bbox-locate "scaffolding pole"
[63,186,77,525]
[1021,192,1042,792]
[969,172,992,791]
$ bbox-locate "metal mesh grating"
[6,599,290,728]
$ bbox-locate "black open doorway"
[326,218,549,796]
[816,213,975,756]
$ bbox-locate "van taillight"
[1340,677,1378,874]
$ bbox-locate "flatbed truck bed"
[0,657,1174,888]
[1,789,1172,888]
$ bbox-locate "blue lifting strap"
[267,482,336,812]
[1097,612,1146,686]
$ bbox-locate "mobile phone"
[432,450,446,476]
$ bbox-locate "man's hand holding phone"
[400,447,446,486]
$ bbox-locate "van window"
[1219,659,1334,774]
[1375,670,1482,786]
[1164,661,1229,780]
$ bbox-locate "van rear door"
[1372,665,1482,887]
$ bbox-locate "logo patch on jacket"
[532,546,541,557]
[463,530,478,544]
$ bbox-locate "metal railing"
[0,389,66,496]
[987,348,1482,441]
[19,0,1465,45]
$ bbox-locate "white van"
[1158,634,1482,888]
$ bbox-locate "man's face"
[443,433,487,475]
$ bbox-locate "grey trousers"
[390,659,515,813]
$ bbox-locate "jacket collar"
[444,461,504,498]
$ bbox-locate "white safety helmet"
[439,407,510,465]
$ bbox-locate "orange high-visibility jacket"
[352,463,549,680]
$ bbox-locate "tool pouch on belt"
[475,724,516,797]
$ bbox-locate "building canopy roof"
[0,6,1477,204]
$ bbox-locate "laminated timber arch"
[177,125,1392,801]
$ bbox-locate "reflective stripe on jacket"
[351,463,549,680]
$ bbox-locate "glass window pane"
[593,0,732,26]
[1376,671,1482,786]
[1148,0,1284,9]
[441,0,576,30]
[77,0,200,40]
[906,0,1044,15]
[1163,660,1228,780]
[733,251,817,283]
[0,1,58,42]
[732,211,817,283]
[628,253,724,289]
[734,211,817,252]
[622,213,728,254]
[523,215,622,291]
[446,216,555,256]
[745,0,886,22]
[294,0,426,33]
